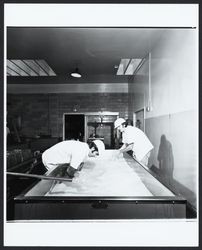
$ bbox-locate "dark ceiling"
[7,27,165,84]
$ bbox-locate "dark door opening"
[64,114,85,141]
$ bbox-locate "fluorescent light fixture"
[125,58,142,75]
[14,59,38,76]
[71,68,82,78]
[116,58,142,75]
[7,59,56,76]
[7,65,19,76]
[24,60,48,76]
[7,59,29,76]
[116,59,130,75]
[36,59,56,76]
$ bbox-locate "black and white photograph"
[3,3,198,247]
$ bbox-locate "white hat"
[114,118,126,129]
[93,139,105,156]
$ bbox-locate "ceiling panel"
[7,27,166,83]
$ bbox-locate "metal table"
[12,150,186,220]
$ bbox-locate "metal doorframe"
[63,112,119,142]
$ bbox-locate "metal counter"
[12,150,186,220]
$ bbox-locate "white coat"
[42,140,89,170]
[122,125,153,161]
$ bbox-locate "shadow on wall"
[157,134,174,188]
[149,135,197,214]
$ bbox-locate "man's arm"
[119,143,133,153]
[70,145,88,170]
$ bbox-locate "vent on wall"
[7,59,57,76]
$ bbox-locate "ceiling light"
[71,67,82,78]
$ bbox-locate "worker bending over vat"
[114,118,153,167]
[42,139,105,178]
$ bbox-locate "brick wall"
[7,93,129,138]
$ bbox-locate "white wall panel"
[128,29,198,209]
[149,29,198,118]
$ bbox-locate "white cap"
[114,118,126,129]
[93,139,105,156]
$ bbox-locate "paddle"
[7,171,72,182]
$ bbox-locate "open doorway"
[63,114,85,141]
[87,122,115,149]
[134,108,145,132]
[86,112,118,149]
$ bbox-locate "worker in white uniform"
[114,118,153,167]
[42,139,105,178]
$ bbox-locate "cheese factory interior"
[6,26,197,221]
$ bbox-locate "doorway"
[85,112,119,149]
[134,108,145,132]
[87,122,115,149]
[63,114,85,141]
